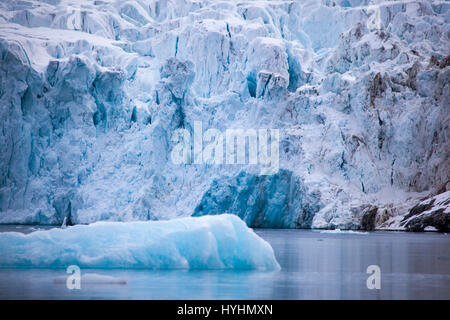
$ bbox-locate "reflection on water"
[0,227,449,299]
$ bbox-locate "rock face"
[400,191,450,232]
[0,0,449,229]
[360,206,379,231]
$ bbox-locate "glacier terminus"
[0,0,448,231]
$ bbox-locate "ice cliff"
[0,0,449,230]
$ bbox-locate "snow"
[0,0,448,229]
[0,214,280,270]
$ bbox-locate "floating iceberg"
[0,214,280,270]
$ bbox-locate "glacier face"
[0,214,280,269]
[0,0,448,229]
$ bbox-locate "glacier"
[0,0,449,230]
[0,214,280,270]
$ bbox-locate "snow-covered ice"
[0,0,448,230]
[0,214,280,270]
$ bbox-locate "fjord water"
[0,227,449,299]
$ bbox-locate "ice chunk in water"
[0,214,280,270]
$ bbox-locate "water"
[0,226,449,299]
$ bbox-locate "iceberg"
[0,214,280,270]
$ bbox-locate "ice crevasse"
[0,0,449,230]
[0,214,280,270]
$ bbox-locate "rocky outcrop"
[360,206,378,231]
[400,191,450,232]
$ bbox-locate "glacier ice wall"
[0,0,449,229]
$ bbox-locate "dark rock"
[402,198,435,222]
[405,61,420,90]
[360,206,378,231]
[404,208,448,232]
[439,55,450,69]
[401,191,450,232]
[369,72,387,107]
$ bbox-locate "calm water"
[0,226,449,299]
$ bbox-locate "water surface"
[0,226,449,299]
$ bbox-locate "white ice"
[0,0,448,229]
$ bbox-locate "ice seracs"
[0,0,448,230]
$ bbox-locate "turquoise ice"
[0,214,280,270]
